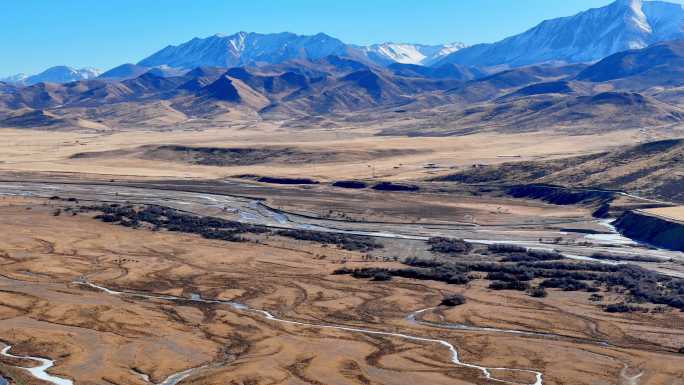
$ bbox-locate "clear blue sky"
[0,0,675,76]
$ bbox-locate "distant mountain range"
[2,33,464,84]
[2,66,101,86]
[137,32,465,70]
[438,0,684,67]
[3,37,684,134]
[2,0,684,138]
[4,0,684,86]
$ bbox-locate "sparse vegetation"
[529,286,547,298]
[371,271,392,281]
[336,250,684,311]
[371,182,419,192]
[82,204,382,251]
[275,229,383,251]
[257,176,319,185]
[332,180,368,189]
[487,244,527,253]
[428,237,473,254]
[589,252,664,263]
[604,303,648,313]
[589,294,604,302]
[440,294,466,307]
[489,280,530,291]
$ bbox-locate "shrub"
[276,229,383,251]
[529,286,547,298]
[372,271,392,281]
[372,182,419,192]
[604,303,648,313]
[589,253,662,263]
[332,180,367,189]
[486,271,534,282]
[427,237,473,254]
[589,294,604,302]
[489,280,530,291]
[441,294,466,307]
[487,244,526,253]
[540,277,589,291]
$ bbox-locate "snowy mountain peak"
[138,32,349,69]
[137,32,467,69]
[357,42,466,66]
[438,0,684,68]
[1,66,101,86]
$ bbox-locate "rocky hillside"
[436,139,684,202]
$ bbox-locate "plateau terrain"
[0,1,683,384]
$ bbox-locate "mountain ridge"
[2,66,101,86]
[438,0,684,68]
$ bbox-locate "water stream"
[75,280,543,385]
[0,345,73,385]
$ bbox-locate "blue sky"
[0,0,678,76]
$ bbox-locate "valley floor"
[0,124,654,182]
[0,124,681,385]
[0,174,680,385]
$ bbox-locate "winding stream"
[0,345,73,385]
[75,280,543,385]
[406,308,612,347]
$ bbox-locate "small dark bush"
[487,244,527,253]
[486,271,534,282]
[529,286,547,298]
[589,253,662,263]
[372,271,392,281]
[95,214,118,222]
[276,229,383,251]
[589,294,604,302]
[427,237,472,254]
[403,257,443,268]
[372,182,419,192]
[604,303,648,313]
[441,294,466,307]
[540,277,589,291]
[489,280,530,291]
[332,180,367,189]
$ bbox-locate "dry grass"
[0,125,647,181]
[643,206,684,222]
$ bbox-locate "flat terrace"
[642,206,684,224]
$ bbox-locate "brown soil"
[0,198,680,385]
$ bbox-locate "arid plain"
[2,11,684,383]
[0,114,681,385]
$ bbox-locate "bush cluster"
[275,229,383,251]
[441,294,466,307]
[427,237,473,254]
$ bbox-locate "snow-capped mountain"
[138,32,351,69]
[1,73,29,84]
[138,32,465,69]
[438,0,684,68]
[2,66,102,86]
[356,42,466,66]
